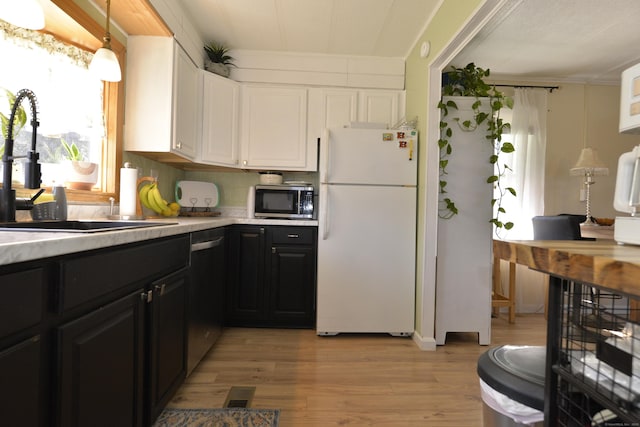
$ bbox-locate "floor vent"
[223,386,256,408]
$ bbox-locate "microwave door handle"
[630,157,640,210]
[321,185,330,240]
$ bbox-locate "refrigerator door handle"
[321,184,330,240]
[321,128,330,182]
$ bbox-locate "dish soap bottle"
[52,183,67,220]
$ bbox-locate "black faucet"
[0,89,42,222]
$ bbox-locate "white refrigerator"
[317,127,417,336]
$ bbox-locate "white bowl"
[259,172,283,185]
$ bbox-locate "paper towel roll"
[247,186,255,218]
[120,166,138,216]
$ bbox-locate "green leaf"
[507,187,517,196]
[504,222,514,230]
[487,175,498,183]
[489,154,498,164]
[501,142,515,153]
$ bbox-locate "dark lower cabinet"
[269,244,316,327]
[226,226,266,325]
[0,234,192,427]
[147,268,188,423]
[0,335,43,427]
[226,225,317,328]
[0,265,48,427]
[57,290,145,427]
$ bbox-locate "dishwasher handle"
[191,236,224,252]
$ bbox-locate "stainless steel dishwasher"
[187,228,225,376]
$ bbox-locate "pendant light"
[89,0,121,82]
[0,0,45,30]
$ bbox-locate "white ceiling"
[179,0,640,84]
[180,0,441,58]
[450,0,640,84]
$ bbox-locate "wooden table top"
[493,239,640,297]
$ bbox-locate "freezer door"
[321,128,417,186]
[317,184,416,335]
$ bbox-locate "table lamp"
[570,147,608,223]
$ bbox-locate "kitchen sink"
[0,220,176,233]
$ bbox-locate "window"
[0,0,132,203]
[0,21,105,188]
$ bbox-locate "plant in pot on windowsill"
[438,62,515,234]
[61,139,98,190]
[204,41,235,78]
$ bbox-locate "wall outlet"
[579,189,586,201]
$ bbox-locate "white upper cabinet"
[307,88,405,149]
[240,85,314,171]
[357,90,405,128]
[173,46,199,158]
[124,36,199,160]
[200,71,240,167]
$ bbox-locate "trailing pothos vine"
[437,63,516,234]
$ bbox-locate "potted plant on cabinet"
[61,139,99,190]
[438,62,515,233]
[204,41,235,78]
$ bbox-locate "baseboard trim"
[412,331,437,351]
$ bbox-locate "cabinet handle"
[243,160,248,166]
[155,284,166,296]
[141,290,153,303]
[272,247,276,253]
[176,141,182,149]
[287,234,299,238]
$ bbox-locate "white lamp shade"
[570,147,609,176]
[89,47,121,82]
[0,0,45,30]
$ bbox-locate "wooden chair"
[492,215,587,323]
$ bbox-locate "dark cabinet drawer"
[60,236,190,312]
[0,268,45,338]
[270,226,315,245]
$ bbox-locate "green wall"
[404,0,484,340]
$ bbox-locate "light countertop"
[0,217,318,267]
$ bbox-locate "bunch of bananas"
[139,183,180,217]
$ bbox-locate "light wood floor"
[168,314,547,426]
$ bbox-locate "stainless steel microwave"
[254,184,314,219]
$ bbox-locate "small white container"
[259,172,283,185]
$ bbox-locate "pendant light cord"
[103,0,112,50]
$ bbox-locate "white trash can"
[477,345,546,426]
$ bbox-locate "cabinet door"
[268,245,316,327]
[173,46,199,159]
[148,268,188,423]
[357,90,403,128]
[124,36,173,153]
[0,336,43,427]
[200,71,240,166]
[240,85,311,170]
[308,88,358,152]
[226,226,266,325]
[57,290,145,427]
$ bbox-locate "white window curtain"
[497,88,548,240]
